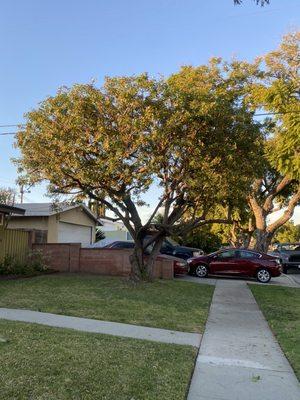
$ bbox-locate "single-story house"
[8,203,98,246]
[97,218,132,246]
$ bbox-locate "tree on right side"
[247,32,300,252]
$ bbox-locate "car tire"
[195,264,208,278]
[256,268,271,283]
[283,265,288,274]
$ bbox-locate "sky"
[0,0,299,222]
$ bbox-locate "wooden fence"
[0,227,30,263]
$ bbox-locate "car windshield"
[165,237,179,246]
[279,243,300,251]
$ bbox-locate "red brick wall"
[33,244,173,279]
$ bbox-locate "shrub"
[0,250,48,276]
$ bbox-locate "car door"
[160,241,175,256]
[209,250,237,275]
[235,250,260,275]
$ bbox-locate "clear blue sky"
[0,0,299,214]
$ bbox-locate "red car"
[188,248,282,283]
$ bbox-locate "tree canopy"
[16,59,262,279]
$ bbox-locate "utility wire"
[0,124,25,128]
[0,110,299,136]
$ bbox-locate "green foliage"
[273,222,300,243]
[252,32,300,180]
[0,250,48,276]
[179,225,223,253]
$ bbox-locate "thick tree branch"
[267,185,300,233]
[263,176,293,213]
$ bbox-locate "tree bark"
[129,235,165,281]
[129,240,146,281]
[252,229,273,252]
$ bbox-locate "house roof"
[0,203,25,215]
[12,203,98,222]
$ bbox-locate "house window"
[34,230,48,244]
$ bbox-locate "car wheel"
[256,268,271,283]
[283,265,288,274]
[195,264,208,278]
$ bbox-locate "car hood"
[157,254,187,263]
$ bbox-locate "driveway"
[179,273,300,288]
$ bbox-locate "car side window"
[217,250,236,259]
[238,250,259,259]
[161,242,174,252]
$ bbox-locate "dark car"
[159,237,204,259]
[104,237,203,260]
[103,240,189,276]
[187,248,282,283]
[269,243,300,274]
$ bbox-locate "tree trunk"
[129,240,146,281]
[252,229,273,253]
[129,236,164,282]
[145,237,164,280]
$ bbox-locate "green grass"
[0,274,214,333]
[0,320,197,400]
[250,285,300,379]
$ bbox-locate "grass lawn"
[250,285,300,379]
[0,274,214,333]
[0,320,197,400]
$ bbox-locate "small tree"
[0,187,16,205]
[16,61,262,281]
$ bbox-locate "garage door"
[58,222,92,246]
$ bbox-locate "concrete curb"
[0,308,201,347]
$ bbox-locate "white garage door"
[58,222,92,246]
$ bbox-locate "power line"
[0,109,299,137]
[254,110,300,117]
[0,124,25,128]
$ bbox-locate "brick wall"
[33,243,174,279]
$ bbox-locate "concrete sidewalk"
[0,308,201,347]
[188,280,300,400]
